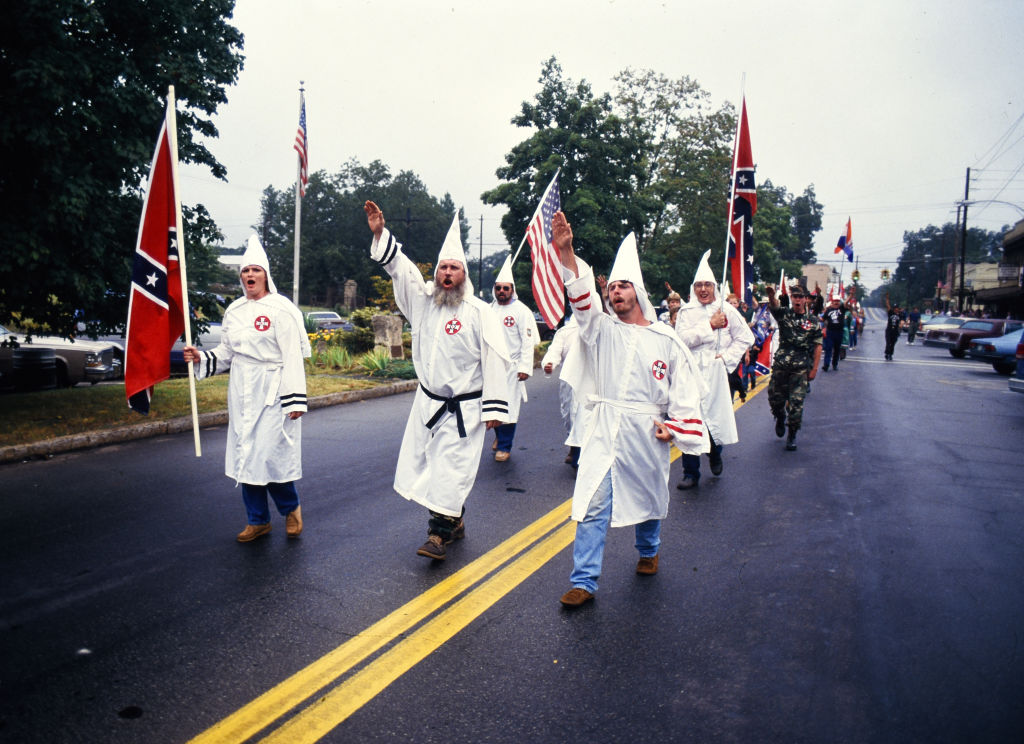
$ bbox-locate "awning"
[973,285,1024,302]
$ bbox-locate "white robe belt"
[420,384,483,438]
[585,395,664,416]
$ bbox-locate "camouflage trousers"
[767,366,811,432]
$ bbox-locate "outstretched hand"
[364,200,385,237]
[551,211,578,277]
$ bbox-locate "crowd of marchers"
[181,201,889,610]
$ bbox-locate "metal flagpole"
[165,85,201,457]
[293,83,305,306]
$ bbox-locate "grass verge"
[0,374,385,448]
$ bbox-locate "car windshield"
[961,321,996,332]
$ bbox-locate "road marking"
[260,523,577,743]
[841,356,976,368]
[191,380,766,743]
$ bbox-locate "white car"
[0,324,122,390]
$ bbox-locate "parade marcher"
[766,283,821,451]
[724,294,749,402]
[884,294,902,361]
[551,213,707,608]
[673,251,754,490]
[657,291,682,328]
[182,236,311,542]
[489,257,539,462]
[541,314,581,467]
[364,201,511,561]
[820,295,845,371]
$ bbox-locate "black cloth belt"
[420,384,483,438]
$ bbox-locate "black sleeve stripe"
[481,399,508,406]
[482,405,509,414]
[280,393,307,403]
[377,234,398,266]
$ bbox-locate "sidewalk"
[0,380,418,465]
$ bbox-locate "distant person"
[182,236,310,542]
[819,296,844,371]
[765,283,822,451]
[550,211,707,608]
[658,291,682,328]
[489,257,539,462]
[884,294,901,361]
[907,306,921,344]
[363,200,511,561]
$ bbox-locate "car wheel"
[993,362,1014,375]
[56,360,72,387]
[950,349,966,359]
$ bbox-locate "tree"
[256,158,468,309]
[0,0,244,337]
[789,185,823,264]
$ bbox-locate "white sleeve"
[561,258,609,345]
[541,325,568,369]
[718,304,756,371]
[276,308,308,414]
[663,344,709,455]
[370,228,428,324]
[676,308,716,350]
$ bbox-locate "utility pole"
[479,214,484,297]
[958,167,970,313]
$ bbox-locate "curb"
[0,379,418,465]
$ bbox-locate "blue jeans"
[570,470,661,594]
[241,481,299,525]
[681,432,721,483]
[822,331,842,368]
[495,422,516,453]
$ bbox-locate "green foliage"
[0,0,244,337]
[482,58,823,304]
[257,160,467,309]
[349,307,376,329]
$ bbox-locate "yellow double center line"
[188,501,575,744]
[189,387,764,743]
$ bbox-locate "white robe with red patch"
[490,297,538,423]
[562,260,708,527]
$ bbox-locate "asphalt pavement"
[1,316,1023,743]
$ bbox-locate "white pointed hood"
[689,249,719,302]
[240,235,278,294]
[608,232,656,323]
[494,255,517,299]
[238,234,310,358]
[436,214,474,296]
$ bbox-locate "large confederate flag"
[124,111,185,414]
[728,98,757,306]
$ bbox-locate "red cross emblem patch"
[504,316,516,327]
[254,315,271,332]
[651,359,667,380]
[445,318,462,335]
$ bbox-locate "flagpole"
[720,82,745,311]
[293,83,305,306]
[511,167,561,266]
[166,85,202,457]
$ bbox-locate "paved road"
[1,316,1022,743]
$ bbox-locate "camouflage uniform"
[767,306,822,432]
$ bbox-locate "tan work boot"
[286,506,303,538]
[237,523,271,543]
[636,554,659,575]
[417,534,446,560]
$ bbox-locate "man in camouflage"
[765,283,822,451]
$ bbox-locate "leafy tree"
[257,159,468,308]
[789,185,823,264]
[0,0,244,337]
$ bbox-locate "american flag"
[294,95,309,197]
[525,171,564,330]
[728,97,757,306]
[125,107,185,415]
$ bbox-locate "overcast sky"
[180,0,1024,292]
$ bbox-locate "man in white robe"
[489,256,539,461]
[183,236,310,542]
[541,314,581,466]
[674,250,754,490]
[364,201,512,561]
[551,212,708,608]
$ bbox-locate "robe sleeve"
[561,258,610,345]
[276,304,308,414]
[480,310,511,423]
[370,227,428,324]
[663,345,708,455]
[541,324,569,369]
[517,306,538,377]
[676,307,716,350]
[718,303,756,371]
[192,342,231,381]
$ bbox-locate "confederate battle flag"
[728,97,757,306]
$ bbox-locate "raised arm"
[552,211,578,277]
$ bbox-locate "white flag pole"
[720,81,745,312]
[511,167,561,267]
[165,85,201,457]
[293,84,305,306]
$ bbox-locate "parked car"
[0,324,122,390]
[306,311,354,331]
[1009,339,1024,394]
[967,328,1024,374]
[170,324,223,375]
[919,314,967,334]
[922,318,1024,358]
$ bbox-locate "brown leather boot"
[236,523,271,543]
[285,506,303,538]
[636,554,659,575]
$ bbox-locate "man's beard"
[433,278,466,308]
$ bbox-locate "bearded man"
[364,201,511,561]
